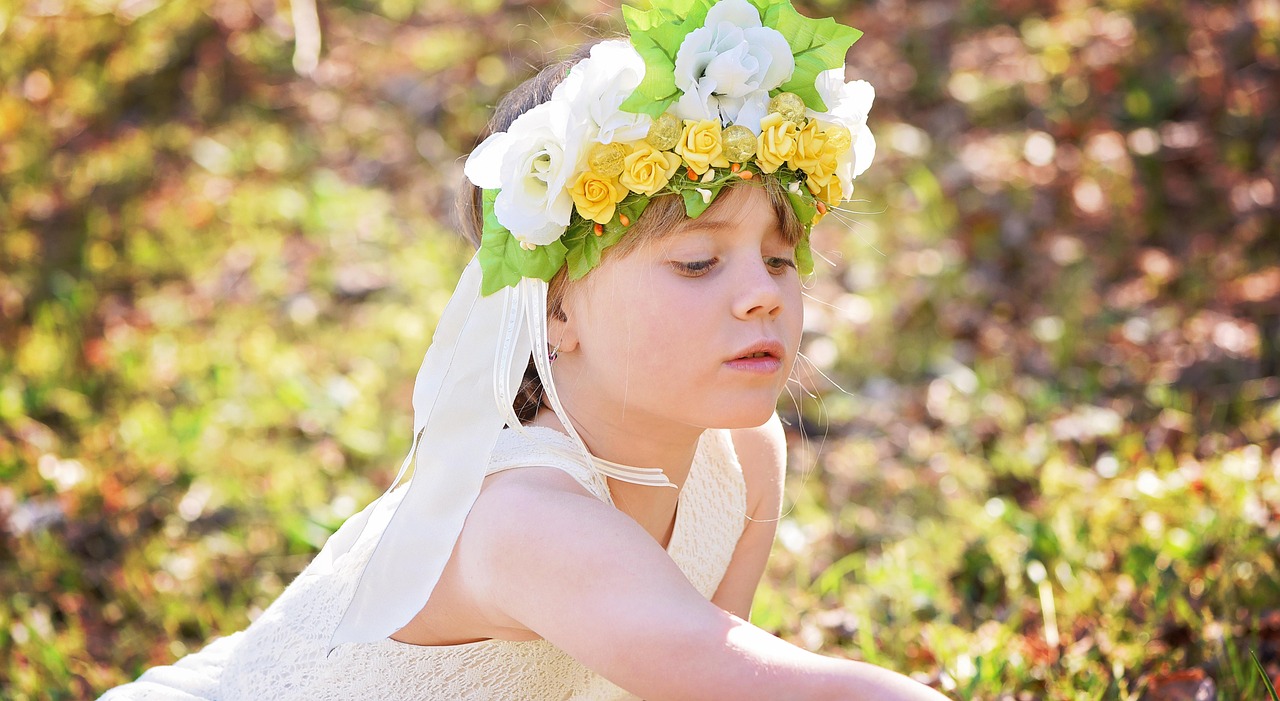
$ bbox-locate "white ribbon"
[327,253,672,649]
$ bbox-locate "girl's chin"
[699,403,784,430]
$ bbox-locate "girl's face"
[552,184,804,434]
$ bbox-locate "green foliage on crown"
[620,0,864,117]
[478,189,568,295]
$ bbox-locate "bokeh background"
[2,0,1278,698]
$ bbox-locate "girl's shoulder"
[728,414,787,516]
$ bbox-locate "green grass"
[2,0,1278,698]
[1255,648,1280,701]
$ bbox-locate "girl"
[102,1,950,698]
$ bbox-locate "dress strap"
[486,426,613,503]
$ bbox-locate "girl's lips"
[723,355,784,373]
[724,339,786,374]
[727,339,786,365]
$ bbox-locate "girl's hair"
[456,41,805,423]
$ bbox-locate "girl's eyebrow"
[676,216,781,236]
[674,218,788,244]
[674,218,735,234]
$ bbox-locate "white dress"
[101,426,747,700]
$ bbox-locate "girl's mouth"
[725,342,784,374]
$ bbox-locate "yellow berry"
[722,124,757,162]
[587,142,627,177]
[824,125,853,154]
[768,92,807,124]
[646,112,682,151]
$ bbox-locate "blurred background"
[1,0,1277,698]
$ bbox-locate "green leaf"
[782,177,817,274]
[478,190,569,295]
[784,180,818,226]
[681,182,724,218]
[1252,648,1280,701]
[620,1,714,117]
[794,228,814,276]
[633,0,703,17]
[563,219,610,280]
[741,0,789,20]
[610,195,652,238]
[765,3,863,111]
[563,195,652,280]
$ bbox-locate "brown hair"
[456,41,805,423]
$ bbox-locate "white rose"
[807,68,876,198]
[553,39,653,145]
[671,0,794,129]
[463,100,583,245]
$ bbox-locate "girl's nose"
[731,258,785,321]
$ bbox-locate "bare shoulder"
[457,466,660,594]
[728,413,787,517]
[456,466,720,652]
[464,466,613,555]
[397,466,611,644]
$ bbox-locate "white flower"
[553,39,653,145]
[807,68,876,199]
[671,0,794,129]
[695,187,713,204]
[463,100,584,245]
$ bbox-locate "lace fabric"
[101,426,746,701]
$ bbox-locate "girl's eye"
[765,256,797,274]
[672,258,718,276]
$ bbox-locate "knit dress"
[100,426,748,700]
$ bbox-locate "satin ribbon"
[326,253,672,649]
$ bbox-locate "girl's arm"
[713,414,788,619]
[454,467,949,701]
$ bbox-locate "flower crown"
[463,0,876,295]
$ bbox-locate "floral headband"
[463,0,876,295]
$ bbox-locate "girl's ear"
[547,296,581,354]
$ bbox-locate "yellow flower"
[620,142,682,196]
[807,176,843,208]
[675,119,729,176]
[808,160,838,189]
[789,119,826,173]
[571,170,626,224]
[756,112,798,174]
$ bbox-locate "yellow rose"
[756,112,798,174]
[808,160,837,189]
[804,153,839,192]
[788,119,826,173]
[620,142,682,196]
[675,119,729,176]
[807,177,843,208]
[571,170,626,224]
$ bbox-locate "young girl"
[102,1,949,698]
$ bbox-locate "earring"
[548,343,560,364]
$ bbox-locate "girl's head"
[547,181,806,434]
[457,43,806,426]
